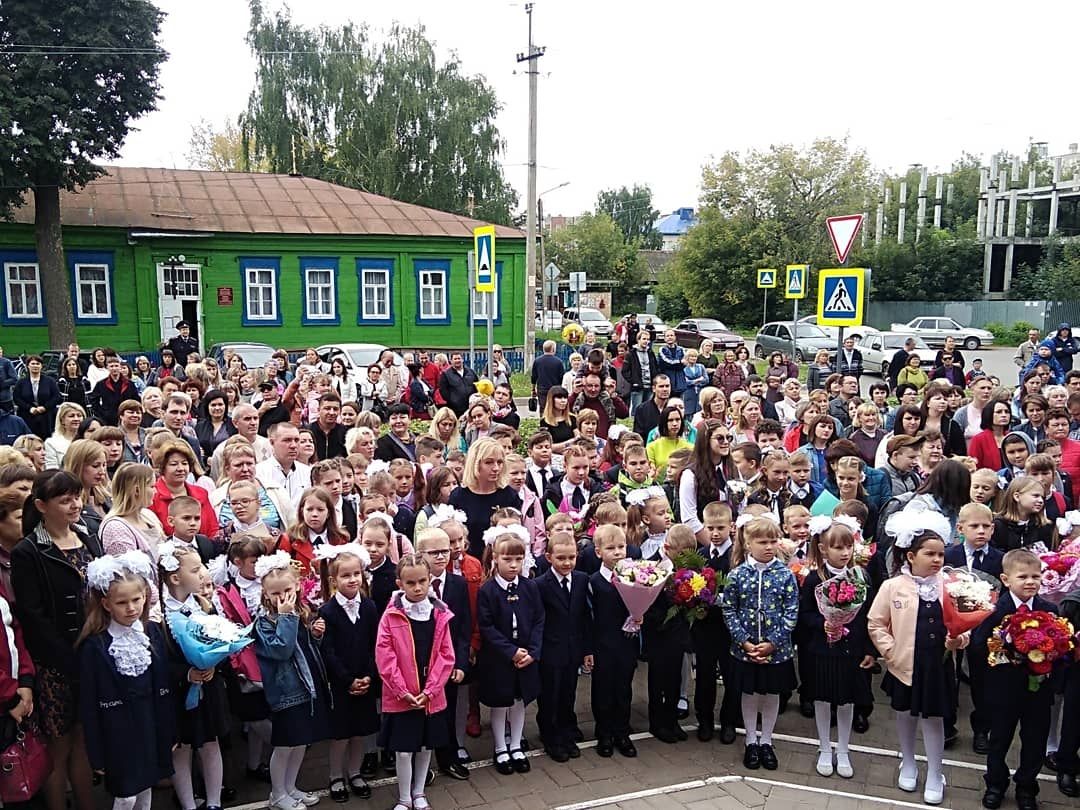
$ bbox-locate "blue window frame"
[356,258,395,325]
[470,261,504,326]
[414,259,451,326]
[68,251,117,325]
[299,257,339,326]
[239,257,282,326]
[0,250,46,326]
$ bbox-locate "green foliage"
[596,185,661,249]
[546,213,647,299]
[984,321,1037,346]
[241,4,517,224]
[187,117,264,172]
[1011,242,1080,300]
[848,231,983,301]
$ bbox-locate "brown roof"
[10,166,523,240]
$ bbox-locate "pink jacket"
[217,582,262,685]
[375,594,455,715]
[518,486,547,558]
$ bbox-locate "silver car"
[889,317,995,350]
[754,322,836,363]
[858,331,935,377]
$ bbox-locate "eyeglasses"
[229,498,257,508]
[424,548,451,557]
[712,434,731,442]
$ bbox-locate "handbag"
[0,720,50,804]
[528,396,538,413]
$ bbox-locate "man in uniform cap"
[166,321,199,367]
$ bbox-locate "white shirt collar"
[106,619,152,677]
[640,533,666,560]
[599,565,615,582]
[164,593,202,614]
[708,539,732,558]
[494,573,518,591]
[400,594,433,621]
[1011,592,1034,610]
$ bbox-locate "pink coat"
[216,583,262,685]
[518,486,547,557]
[375,594,455,715]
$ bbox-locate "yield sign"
[825,215,864,264]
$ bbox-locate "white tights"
[741,693,780,745]
[489,700,526,753]
[895,711,944,790]
[395,750,432,804]
[814,701,854,754]
[172,741,223,810]
[270,745,307,802]
[328,737,367,781]
[113,789,152,810]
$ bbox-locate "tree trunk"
[34,185,76,348]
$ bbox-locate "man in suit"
[837,336,864,380]
[311,393,348,460]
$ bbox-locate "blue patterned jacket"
[720,557,799,663]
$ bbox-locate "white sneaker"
[835,752,853,778]
[289,789,320,807]
[923,775,945,806]
[816,751,834,777]
[268,795,304,810]
[897,763,918,792]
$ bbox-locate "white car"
[562,306,614,338]
[889,317,995,350]
[316,343,403,393]
[857,331,935,377]
[796,314,866,343]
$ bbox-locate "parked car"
[207,342,277,372]
[316,343,403,393]
[796,314,867,343]
[561,306,613,338]
[857,331,935,377]
[889,317,995,350]
[534,310,562,330]
[754,322,836,363]
[39,350,93,378]
[673,318,744,351]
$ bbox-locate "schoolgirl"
[281,487,350,578]
[414,467,456,537]
[476,526,544,775]
[797,516,875,780]
[78,551,173,810]
[868,509,969,806]
[315,543,379,802]
[505,453,547,559]
[992,476,1056,552]
[375,554,456,810]
[310,459,358,542]
[720,514,798,772]
[253,551,331,810]
[746,449,792,522]
[361,514,399,617]
[625,486,671,561]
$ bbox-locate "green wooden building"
[0,167,526,355]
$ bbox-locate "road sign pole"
[468,250,476,372]
[792,298,799,361]
[763,288,768,329]
[486,292,494,379]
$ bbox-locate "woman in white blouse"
[44,402,86,469]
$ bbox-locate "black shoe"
[697,723,714,742]
[329,778,349,804]
[615,736,637,758]
[673,725,687,741]
[573,727,584,743]
[441,762,469,780]
[677,698,690,719]
[778,695,790,714]
[220,787,237,802]
[853,713,869,734]
[510,749,530,774]
[566,741,580,758]
[597,736,614,758]
[545,745,569,763]
[1015,789,1038,810]
[981,786,1005,809]
[651,726,679,744]
[719,725,737,744]
[348,774,371,799]
[495,751,514,775]
[246,764,272,784]
[1045,753,1059,772]
[743,743,761,770]
[359,752,379,779]
[799,700,815,719]
[759,743,778,771]
[382,750,396,775]
[973,732,990,755]
[1058,772,1079,798]
[520,736,530,751]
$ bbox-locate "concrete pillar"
[897,180,907,244]
[933,175,943,229]
[882,183,891,244]
[1004,243,1015,292]
[995,171,1007,237]
[983,242,994,294]
[1049,156,1062,236]
[1008,189,1018,238]
[875,202,884,244]
[916,167,928,241]
[1026,168,1036,237]
[977,168,989,240]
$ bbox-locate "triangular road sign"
[478,240,491,274]
[825,279,856,314]
[760,271,773,285]
[826,215,864,264]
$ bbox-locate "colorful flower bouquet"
[1039,547,1080,605]
[663,551,724,627]
[852,539,877,567]
[167,611,253,709]
[986,607,1075,691]
[813,569,868,644]
[941,567,998,636]
[611,558,673,634]
[787,558,811,586]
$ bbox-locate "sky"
[117,0,1080,220]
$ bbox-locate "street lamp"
[164,254,186,298]
[537,182,570,328]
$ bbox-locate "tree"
[186,118,264,173]
[240,3,517,224]
[595,185,661,249]
[1011,241,1080,300]
[546,213,646,303]
[0,0,166,347]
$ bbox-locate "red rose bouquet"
[941,567,998,636]
[813,568,868,644]
[986,606,1075,691]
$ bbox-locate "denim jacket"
[254,612,327,712]
[720,557,798,663]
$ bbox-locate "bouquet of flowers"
[1039,548,1080,605]
[852,539,876,567]
[611,558,673,634]
[167,611,254,709]
[787,557,812,586]
[813,568,868,644]
[987,607,1075,691]
[941,567,998,636]
[664,550,724,627]
[726,480,750,511]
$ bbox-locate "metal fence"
[865,300,1054,331]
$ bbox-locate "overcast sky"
[117,0,1080,219]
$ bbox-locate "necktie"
[506,582,518,597]
[539,468,549,490]
[562,577,571,598]
[431,578,441,599]
[572,487,586,509]
[711,548,721,561]
[973,550,984,567]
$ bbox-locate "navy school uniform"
[972,594,1060,794]
[692,543,740,730]
[368,560,397,617]
[943,543,1004,582]
[79,623,175,799]
[575,540,641,576]
[796,568,874,706]
[536,569,593,749]
[433,571,472,770]
[162,609,230,746]
[588,569,639,740]
[642,581,692,734]
[317,595,380,740]
[1055,593,1080,778]
[476,576,544,707]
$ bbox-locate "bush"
[985,320,1036,347]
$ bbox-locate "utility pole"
[518,3,544,368]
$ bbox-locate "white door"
[157,262,204,351]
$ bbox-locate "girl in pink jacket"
[375,554,455,810]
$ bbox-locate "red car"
[673,318,745,351]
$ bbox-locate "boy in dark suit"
[417,528,473,780]
[972,549,1059,810]
[167,496,218,563]
[693,502,739,743]
[588,524,639,759]
[536,529,593,762]
[544,444,604,517]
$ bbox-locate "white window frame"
[304,266,336,321]
[471,274,500,321]
[419,269,447,321]
[74,262,112,319]
[245,266,278,321]
[3,261,42,319]
[361,268,390,320]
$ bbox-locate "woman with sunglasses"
[678,420,734,544]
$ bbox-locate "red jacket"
[216,582,262,685]
[1058,437,1080,506]
[0,591,34,708]
[375,594,455,714]
[967,429,1004,471]
[150,478,219,539]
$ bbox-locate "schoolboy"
[731,442,761,486]
[786,451,820,508]
[999,433,1033,481]
[489,424,520,456]
[755,420,784,452]
[166,495,216,563]
[966,358,987,386]
[973,549,1058,810]
[589,525,639,758]
[445,449,466,484]
[536,534,593,762]
[882,434,924,496]
[692,502,739,743]
[781,504,812,561]
[525,430,556,496]
[615,442,655,503]
[415,435,445,473]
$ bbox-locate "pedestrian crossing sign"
[757,268,777,289]
[473,225,496,293]
[817,268,865,327]
[785,264,807,299]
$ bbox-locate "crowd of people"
[0,321,1079,810]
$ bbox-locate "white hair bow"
[207,554,232,587]
[885,502,952,549]
[483,524,531,547]
[87,551,155,593]
[427,504,468,528]
[363,511,395,532]
[625,486,667,508]
[608,424,629,442]
[314,542,371,568]
[254,550,294,580]
[157,541,181,573]
[807,515,834,538]
[366,460,390,476]
[735,512,781,530]
[1056,510,1080,537]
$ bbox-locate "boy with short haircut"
[973,549,1058,810]
[544,444,601,517]
[731,442,761,486]
[415,435,445,473]
[536,534,593,762]
[781,504,812,561]
[692,502,739,743]
[965,358,987,386]
[881,434,924,495]
[589,525,639,758]
[786,451,820,508]
[755,420,784,452]
[166,495,216,563]
[615,443,655,504]
[868,382,890,423]
[999,433,1034,482]
[347,453,370,496]
[526,429,556,496]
